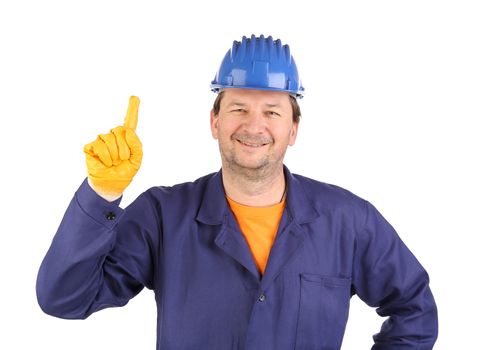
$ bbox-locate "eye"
[267,111,281,117]
[231,108,246,113]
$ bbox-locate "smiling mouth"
[236,139,269,148]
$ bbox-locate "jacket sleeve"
[36,179,160,319]
[352,201,438,349]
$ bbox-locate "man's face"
[210,88,299,175]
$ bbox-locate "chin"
[229,158,269,171]
[237,162,268,171]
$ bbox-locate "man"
[37,34,438,349]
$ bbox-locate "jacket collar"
[196,165,319,225]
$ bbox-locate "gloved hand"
[84,96,143,201]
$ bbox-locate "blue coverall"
[37,167,438,349]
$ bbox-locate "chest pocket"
[295,273,351,350]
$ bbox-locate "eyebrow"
[265,103,282,108]
[227,102,247,107]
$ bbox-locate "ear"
[288,120,299,146]
[210,109,219,140]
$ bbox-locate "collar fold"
[195,166,319,225]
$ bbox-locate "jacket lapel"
[214,215,261,281]
[196,171,261,281]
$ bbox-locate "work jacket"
[37,167,438,349]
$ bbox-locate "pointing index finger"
[124,95,140,130]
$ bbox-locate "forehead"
[221,88,291,107]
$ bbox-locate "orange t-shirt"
[226,196,286,275]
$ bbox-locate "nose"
[242,109,267,133]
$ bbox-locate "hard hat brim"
[210,84,304,99]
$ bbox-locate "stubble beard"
[220,143,284,184]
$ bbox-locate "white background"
[1,0,499,349]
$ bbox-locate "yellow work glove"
[84,96,143,200]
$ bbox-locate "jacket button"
[106,211,116,220]
[258,294,266,302]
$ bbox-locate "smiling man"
[37,34,438,349]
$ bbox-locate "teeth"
[239,140,265,147]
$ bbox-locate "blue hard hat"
[211,34,305,98]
